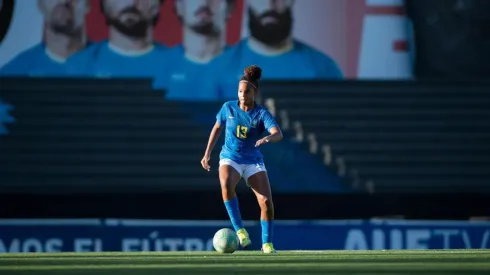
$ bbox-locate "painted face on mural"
[38,0,89,37]
[175,0,232,36]
[102,0,160,38]
[247,0,294,46]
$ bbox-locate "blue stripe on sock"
[260,220,273,244]
[224,197,244,232]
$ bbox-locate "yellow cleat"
[262,243,277,254]
[236,228,252,248]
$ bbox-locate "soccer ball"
[213,228,239,253]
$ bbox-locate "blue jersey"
[65,40,171,82]
[0,99,15,136]
[153,44,232,101]
[0,43,71,77]
[216,100,279,164]
[217,39,344,99]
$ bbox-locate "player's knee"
[257,195,273,211]
[219,178,235,192]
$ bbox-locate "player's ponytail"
[240,65,262,91]
[244,65,262,81]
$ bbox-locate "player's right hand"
[201,155,211,171]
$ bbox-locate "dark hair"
[240,65,262,90]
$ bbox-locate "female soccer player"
[201,65,283,253]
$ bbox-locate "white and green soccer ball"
[213,228,239,253]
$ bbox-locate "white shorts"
[219,159,267,182]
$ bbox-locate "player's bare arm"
[255,126,283,147]
[201,121,223,171]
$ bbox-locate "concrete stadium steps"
[322,142,490,153]
[262,81,490,193]
[0,81,220,193]
[0,177,216,194]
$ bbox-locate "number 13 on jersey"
[236,125,248,138]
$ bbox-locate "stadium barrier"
[0,219,489,252]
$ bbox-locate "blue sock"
[260,220,273,244]
[224,197,244,232]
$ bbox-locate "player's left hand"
[255,137,269,147]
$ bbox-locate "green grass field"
[1,250,489,275]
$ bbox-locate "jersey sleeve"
[314,51,344,79]
[216,103,227,126]
[0,52,30,76]
[262,110,279,132]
